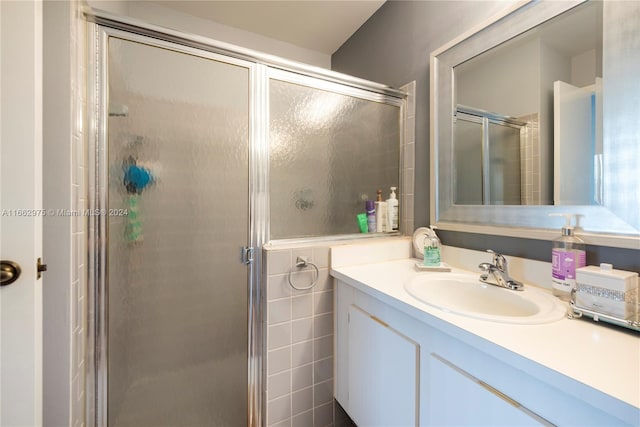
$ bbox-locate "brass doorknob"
[1,261,21,286]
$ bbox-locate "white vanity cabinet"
[334,278,637,426]
[346,305,419,426]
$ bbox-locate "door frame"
[0,1,43,425]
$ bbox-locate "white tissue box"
[575,264,638,319]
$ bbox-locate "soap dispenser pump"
[549,213,586,301]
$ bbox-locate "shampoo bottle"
[550,213,586,301]
[423,226,441,266]
[375,189,388,232]
[387,187,399,231]
[365,200,376,233]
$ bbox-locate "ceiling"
[148,1,386,55]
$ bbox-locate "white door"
[553,80,595,205]
[0,1,44,426]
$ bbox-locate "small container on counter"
[575,263,639,320]
[423,225,441,267]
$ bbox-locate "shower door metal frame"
[86,23,267,427]
[84,7,404,100]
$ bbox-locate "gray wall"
[332,0,639,271]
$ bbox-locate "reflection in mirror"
[454,106,526,205]
[453,1,602,206]
[432,0,640,248]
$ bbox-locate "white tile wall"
[519,113,541,205]
[72,1,87,425]
[262,237,408,427]
[264,244,336,427]
[400,81,416,235]
[44,1,86,426]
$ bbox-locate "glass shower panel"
[453,119,484,204]
[488,123,522,205]
[107,38,249,426]
[269,79,401,238]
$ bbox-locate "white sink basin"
[404,273,566,324]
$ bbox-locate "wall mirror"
[431,0,640,249]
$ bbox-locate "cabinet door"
[427,353,550,426]
[347,305,420,427]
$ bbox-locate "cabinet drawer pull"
[477,379,519,408]
[370,315,389,327]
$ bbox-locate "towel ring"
[288,256,319,291]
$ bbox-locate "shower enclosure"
[454,106,525,205]
[87,13,404,427]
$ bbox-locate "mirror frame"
[430,0,640,250]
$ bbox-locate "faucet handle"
[478,262,492,272]
[486,249,507,271]
[478,262,492,280]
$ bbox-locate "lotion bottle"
[375,189,388,232]
[550,213,586,301]
[386,187,399,231]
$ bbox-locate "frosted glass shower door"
[106,38,249,426]
[487,123,521,205]
[453,119,483,204]
[269,77,401,238]
[454,117,521,205]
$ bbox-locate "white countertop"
[331,257,640,413]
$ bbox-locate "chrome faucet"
[478,250,524,291]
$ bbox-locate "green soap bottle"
[423,226,441,266]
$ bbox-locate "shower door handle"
[242,246,254,265]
